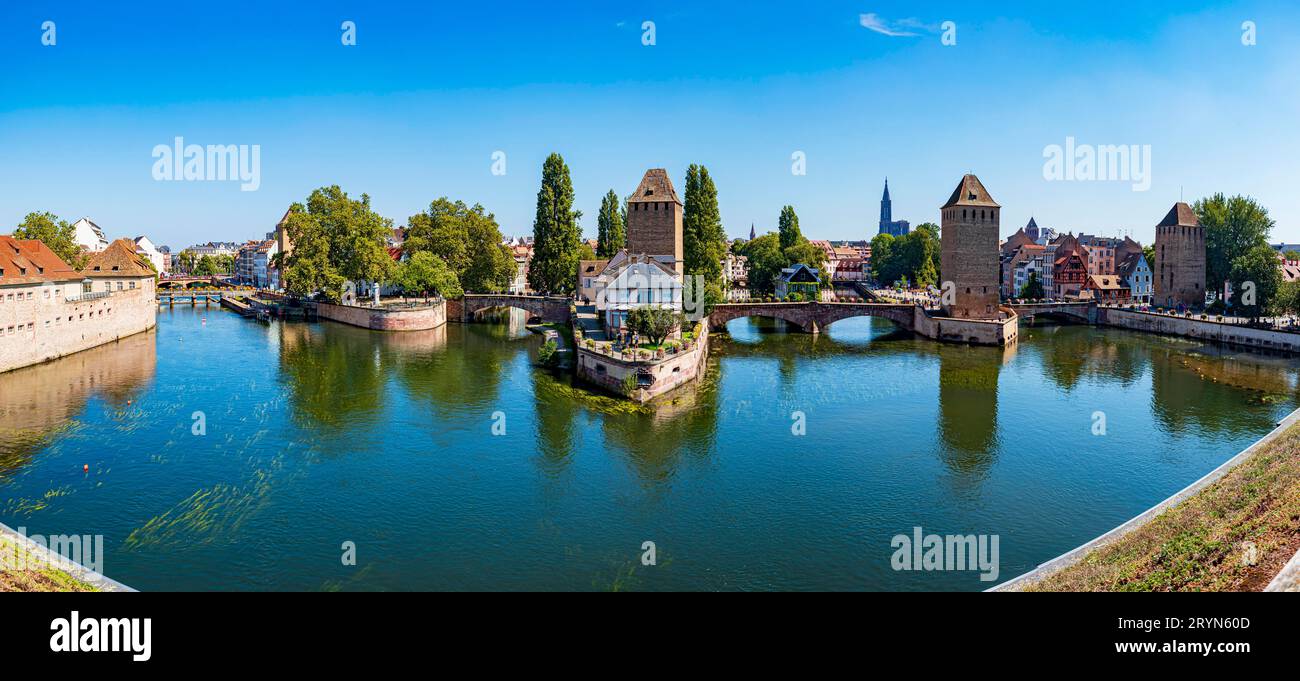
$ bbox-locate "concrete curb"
[0,522,135,592]
[1264,547,1300,592]
[990,406,1300,592]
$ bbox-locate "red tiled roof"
[82,238,155,278]
[0,235,81,285]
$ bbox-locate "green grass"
[1023,421,1300,592]
[0,536,100,592]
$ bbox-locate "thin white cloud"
[859,13,919,38]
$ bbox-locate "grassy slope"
[1027,422,1300,591]
[0,536,100,592]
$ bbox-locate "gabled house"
[1082,273,1130,302]
[775,263,820,301]
[1117,251,1152,303]
[592,253,682,332]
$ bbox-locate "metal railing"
[64,291,112,303]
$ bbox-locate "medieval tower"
[1153,202,1206,308]
[940,174,1001,319]
[626,169,684,276]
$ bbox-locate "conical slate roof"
[941,174,1000,209]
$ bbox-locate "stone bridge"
[447,294,571,323]
[709,301,916,334]
[1006,301,1095,323]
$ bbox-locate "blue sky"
[2,0,1298,249]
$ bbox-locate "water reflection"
[935,342,1002,477]
[0,330,157,477]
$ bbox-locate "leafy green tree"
[1020,271,1045,299]
[683,165,727,307]
[177,250,197,274]
[1269,281,1300,317]
[777,205,802,250]
[12,211,86,269]
[596,189,625,258]
[1285,250,1300,262]
[537,338,559,367]
[281,186,392,301]
[527,153,582,294]
[738,232,786,293]
[407,198,514,292]
[396,251,462,299]
[1196,193,1274,297]
[1228,243,1282,319]
[870,233,896,283]
[282,205,346,300]
[627,306,683,346]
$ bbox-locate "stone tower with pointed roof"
[940,174,1001,319]
[1153,202,1205,308]
[626,168,683,276]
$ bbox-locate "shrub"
[537,339,558,367]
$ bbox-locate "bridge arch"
[450,294,571,324]
[709,302,916,334]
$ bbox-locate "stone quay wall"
[912,307,1019,347]
[1,284,157,375]
[316,300,446,331]
[1098,307,1300,353]
[576,327,710,403]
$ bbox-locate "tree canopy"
[405,198,515,293]
[682,164,727,309]
[527,153,582,294]
[12,212,86,269]
[871,224,940,288]
[281,186,393,301]
[395,251,462,299]
[595,189,625,258]
[627,306,683,346]
[1197,193,1274,297]
[738,208,828,296]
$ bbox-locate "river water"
[1,306,1294,590]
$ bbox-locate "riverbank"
[0,522,134,592]
[995,408,1300,591]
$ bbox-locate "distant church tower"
[940,174,1001,319]
[626,169,684,275]
[1153,202,1205,308]
[878,179,910,236]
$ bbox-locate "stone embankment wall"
[912,307,1018,347]
[1,287,156,374]
[316,300,446,331]
[576,327,710,403]
[1098,308,1300,353]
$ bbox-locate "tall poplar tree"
[682,164,726,307]
[527,153,581,294]
[777,205,802,250]
[596,189,625,258]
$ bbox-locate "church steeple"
[880,178,892,225]
[749,223,755,240]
